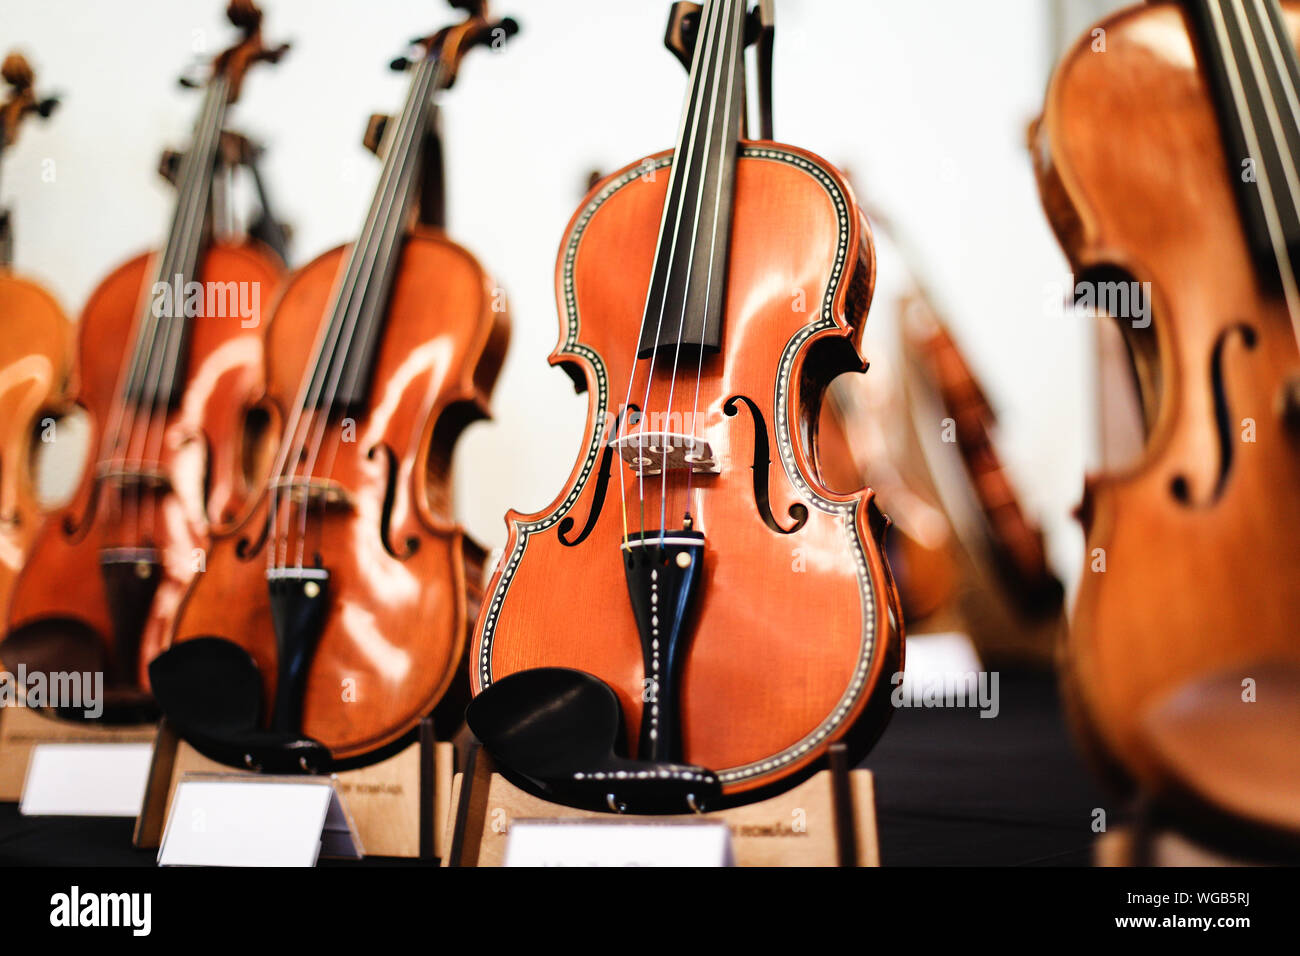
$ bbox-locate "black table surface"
[0,667,1110,867]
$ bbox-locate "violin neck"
[299,55,446,415]
[1186,0,1300,267]
[122,76,230,408]
[0,146,9,269]
[637,0,747,360]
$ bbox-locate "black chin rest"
[466,667,722,814]
[149,637,329,773]
[0,616,158,724]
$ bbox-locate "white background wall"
[0,0,1128,594]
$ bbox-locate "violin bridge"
[96,463,173,494]
[610,432,719,476]
[269,478,354,510]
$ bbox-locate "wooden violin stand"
[442,742,879,867]
[1096,802,1300,867]
[1091,660,1300,867]
[0,706,157,802]
[133,718,455,860]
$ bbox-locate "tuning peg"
[157,148,183,186]
[463,16,519,56]
[260,41,290,64]
[34,95,58,118]
[494,17,521,42]
[177,56,208,89]
[389,42,426,72]
[363,113,390,156]
[468,15,519,53]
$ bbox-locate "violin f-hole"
[558,404,637,547]
[724,394,809,535]
[368,443,420,560]
[235,508,270,560]
[1171,322,1257,507]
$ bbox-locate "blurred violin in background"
[1033,0,1300,835]
[0,0,288,721]
[0,51,72,618]
[152,0,516,771]
[823,205,1063,664]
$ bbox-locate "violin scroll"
[0,53,59,149]
[209,0,290,103]
[408,1,519,87]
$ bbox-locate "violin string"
[102,80,220,537]
[110,77,226,546]
[101,81,214,473]
[266,54,442,570]
[1251,0,1300,136]
[614,0,721,547]
[268,57,435,569]
[632,0,726,543]
[137,78,231,540]
[301,63,444,563]
[682,0,744,534]
[1207,0,1300,348]
[132,77,226,531]
[1230,0,1300,225]
[290,57,445,568]
[661,0,742,544]
[1236,0,1300,348]
[264,83,408,571]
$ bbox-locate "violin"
[469,0,902,810]
[821,199,1062,644]
[820,344,959,629]
[822,285,1063,655]
[155,1,515,771]
[1,1,287,720]
[0,52,72,615]
[1033,0,1300,787]
[902,300,1063,622]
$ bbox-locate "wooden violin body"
[169,229,507,761]
[1033,1,1300,786]
[472,145,902,802]
[0,272,71,612]
[4,242,281,697]
[1,1,288,716]
[0,52,72,620]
